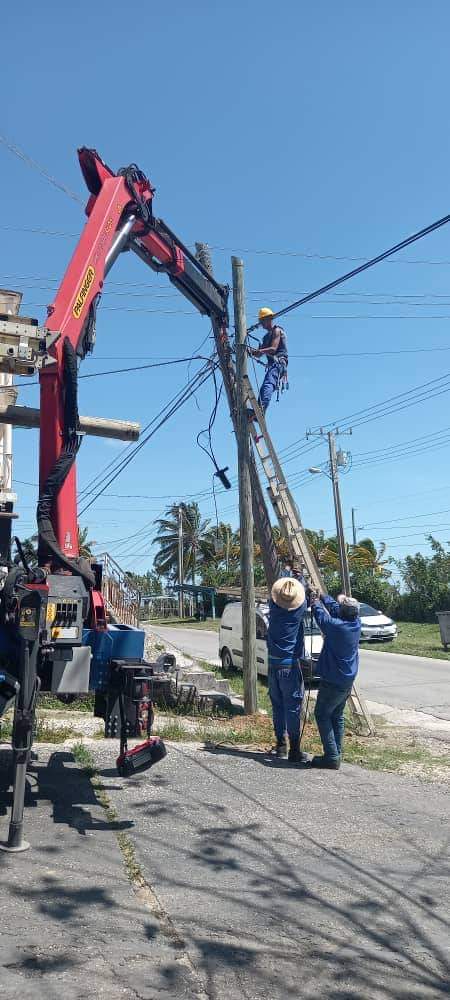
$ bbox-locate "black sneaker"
[275,740,288,759]
[288,748,310,764]
[309,755,340,770]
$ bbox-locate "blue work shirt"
[261,326,288,366]
[267,598,307,666]
[313,594,360,688]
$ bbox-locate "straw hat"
[271,577,305,611]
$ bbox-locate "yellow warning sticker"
[72,265,95,319]
[46,602,56,623]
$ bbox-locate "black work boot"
[309,755,340,770]
[275,738,288,759]
[288,740,310,764]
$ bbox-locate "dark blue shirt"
[313,595,360,688]
[261,326,288,366]
[267,598,307,666]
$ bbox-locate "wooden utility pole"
[195,242,281,588]
[232,257,258,714]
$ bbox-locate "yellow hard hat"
[258,307,274,322]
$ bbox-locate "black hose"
[37,338,94,587]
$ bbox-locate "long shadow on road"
[124,743,450,1000]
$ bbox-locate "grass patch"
[363,621,450,660]
[154,712,275,746]
[71,741,95,773]
[341,732,450,772]
[38,693,95,712]
[0,716,81,743]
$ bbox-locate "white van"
[218,601,323,687]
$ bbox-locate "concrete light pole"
[309,430,352,596]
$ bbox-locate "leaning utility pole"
[328,431,352,595]
[232,257,258,714]
[177,505,184,619]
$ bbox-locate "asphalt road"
[93,740,450,1000]
[149,625,450,720]
[0,748,198,999]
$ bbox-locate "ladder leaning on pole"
[243,374,373,733]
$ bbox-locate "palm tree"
[305,530,341,571]
[78,525,95,559]
[153,502,211,584]
[200,523,239,571]
[349,538,390,577]
[14,534,38,566]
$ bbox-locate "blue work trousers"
[268,662,304,742]
[314,679,353,760]
[258,360,287,413]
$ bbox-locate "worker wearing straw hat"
[267,577,309,763]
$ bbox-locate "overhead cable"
[247,211,450,333]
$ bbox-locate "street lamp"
[308,432,352,596]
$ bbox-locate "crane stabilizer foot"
[0,832,31,853]
[0,749,31,853]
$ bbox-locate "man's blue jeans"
[314,679,353,760]
[258,361,287,413]
[268,663,304,742]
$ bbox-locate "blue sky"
[2,1,450,575]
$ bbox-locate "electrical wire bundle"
[78,356,218,516]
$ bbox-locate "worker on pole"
[250,308,288,414]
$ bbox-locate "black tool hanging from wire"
[196,367,231,489]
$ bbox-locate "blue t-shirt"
[313,595,360,688]
[267,598,307,666]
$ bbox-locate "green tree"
[350,538,390,577]
[350,567,398,613]
[395,536,450,621]
[125,569,163,594]
[153,502,211,584]
[78,525,95,559]
[14,534,38,566]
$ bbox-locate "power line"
[0,133,83,203]
[308,369,450,435]
[7,224,450,268]
[78,361,214,500]
[1,354,208,394]
[246,212,450,333]
[78,361,218,516]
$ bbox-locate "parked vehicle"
[359,602,397,642]
[218,600,323,687]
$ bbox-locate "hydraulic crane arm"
[39,148,229,566]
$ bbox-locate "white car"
[218,600,323,686]
[359,602,397,642]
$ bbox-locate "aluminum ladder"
[243,374,373,733]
